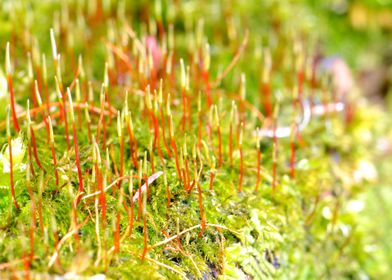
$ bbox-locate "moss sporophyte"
[0,1,386,278]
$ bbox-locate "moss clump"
[0,0,390,279]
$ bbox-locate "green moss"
[0,0,391,279]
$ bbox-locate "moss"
[0,0,390,279]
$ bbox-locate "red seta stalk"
[30,129,44,170]
[7,75,20,132]
[202,71,212,108]
[297,70,304,100]
[114,212,121,254]
[128,172,135,237]
[98,169,106,227]
[22,244,31,280]
[114,191,123,254]
[184,157,190,191]
[170,139,182,182]
[160,107,172,157]
[261,82,272,118]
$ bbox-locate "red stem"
[127,125,139,168]
[30,81,38,108]
[261,82,272,118]
[184,158,190,191]
[114,212,121,254]
[160,108,172,157]
[297,71,304,100]
[7,75,20,132]
[30,128,44,170]
[202,71,212,107]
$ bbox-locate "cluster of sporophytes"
[0,0,386,279]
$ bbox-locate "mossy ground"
[0,0,391,279]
